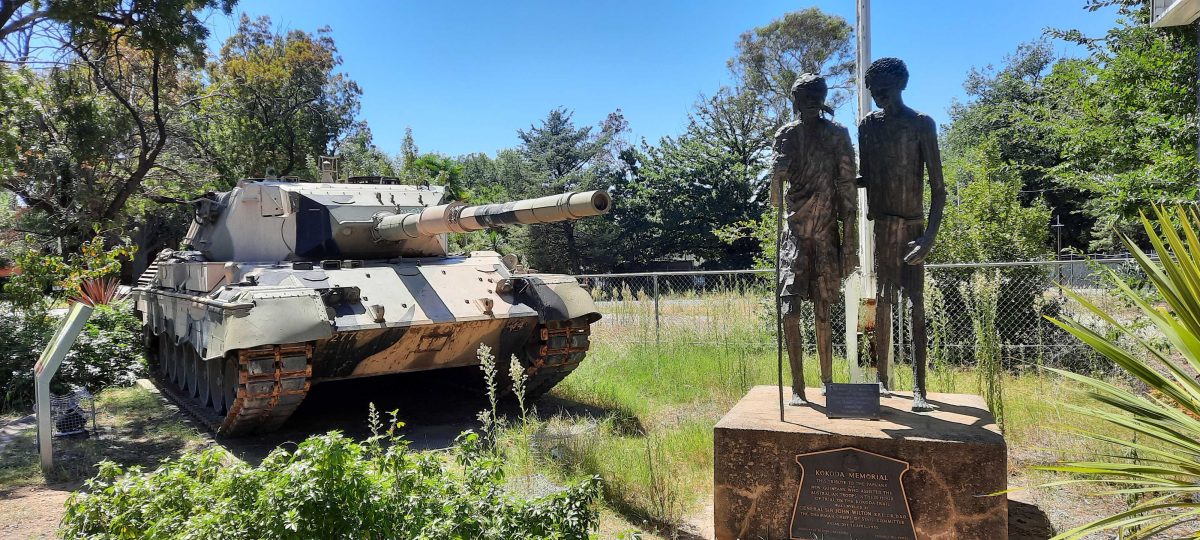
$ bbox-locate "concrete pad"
[714,385,1007,539]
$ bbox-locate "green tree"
[638,88,775,269]
[191,14,360,181]
[943,41,1090,250]
[728,7,855,117]
[508,108,625,273]
[404,153,465,202]
[0,0,236,250]
[336,124,399,178]
[399,126,418,169]
[1040,4,1197,249]
[944,1,1199,252]
[933,146,1053,264]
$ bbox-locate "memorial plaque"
[825,383,881,419]
[790,447,914,540]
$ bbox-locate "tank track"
[150,331,312,437]
[521,317,592,399]
[149,318,587,434]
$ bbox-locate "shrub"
[0,301,145,411]
[60,414,601,539]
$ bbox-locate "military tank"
[130,177,610,436]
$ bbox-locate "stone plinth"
[714,385,1007,540]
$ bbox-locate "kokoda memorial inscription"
[790,447,914,540]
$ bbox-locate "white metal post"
[35,303,94,471]
[847,0,882,384]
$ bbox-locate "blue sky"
[204,1,1121,157]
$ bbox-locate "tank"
[130,177,611,436]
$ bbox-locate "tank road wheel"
[154,343,313,437]
[222,355,238,415]
[517,317,594,401]
[183,346,198,398]
[143,325,159,369]
[168,341,182,386]
[157,335,172,381]
[195,350,212,407]
[207,357,226,414]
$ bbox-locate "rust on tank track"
[522,318,591,398]
[154,342,313,437]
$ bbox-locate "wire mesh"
[575,258,1143,374]
[50,386,97,437]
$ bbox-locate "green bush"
[60,419,601,539]
[0,302,145,411]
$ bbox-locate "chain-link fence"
[575,257,1145,373]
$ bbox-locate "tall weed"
[963,270,1005,429]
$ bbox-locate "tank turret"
[133,177,611,436]
[183,179,610,262]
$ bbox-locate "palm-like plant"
[1041,206,1200,539]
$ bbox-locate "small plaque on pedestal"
[824,383,881,419]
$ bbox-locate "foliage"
[0,189,18,263]
[60,413,601,539]
[942,40,1077,249]
[2,232,135,312]
[335,125,399,178]
[962,270,1004,430]
[932,146,1052,264]
[944,2,1199,252]
[506,108,628,273]
[1042,10,1198,249]
[0,301,145,411]
[728,7,855,117]
[633,88,775,269]
[403,153,466,202]
[1038,206,1200,538]
[192,14,361,182]
[1,0,237,249]
[713,214,775,270]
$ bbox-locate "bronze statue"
[858,58,946,412]
[771,73,859,406]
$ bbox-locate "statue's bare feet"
[878,382,891,397]
[912,392,936,412]
[820,383,829,397]
[789,391,808,406]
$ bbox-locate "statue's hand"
[903,236,933,265]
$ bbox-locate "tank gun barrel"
[373,190,611,241]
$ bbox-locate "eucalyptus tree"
[190,14,361,182]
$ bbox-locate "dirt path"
[0,484,73,539]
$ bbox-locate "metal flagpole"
[847,0,878,384]
[776,159,786,421]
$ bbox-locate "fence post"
[35,303,94,472]
[653,274,660,345]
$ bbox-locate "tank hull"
[133,251,599,436]
[311,318,537,380]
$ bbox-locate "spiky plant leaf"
[1037,205,1200,539]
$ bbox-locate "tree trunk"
[563,221,578,274]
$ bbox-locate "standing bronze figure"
[771,74,859,406]
[858,58,946,412]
